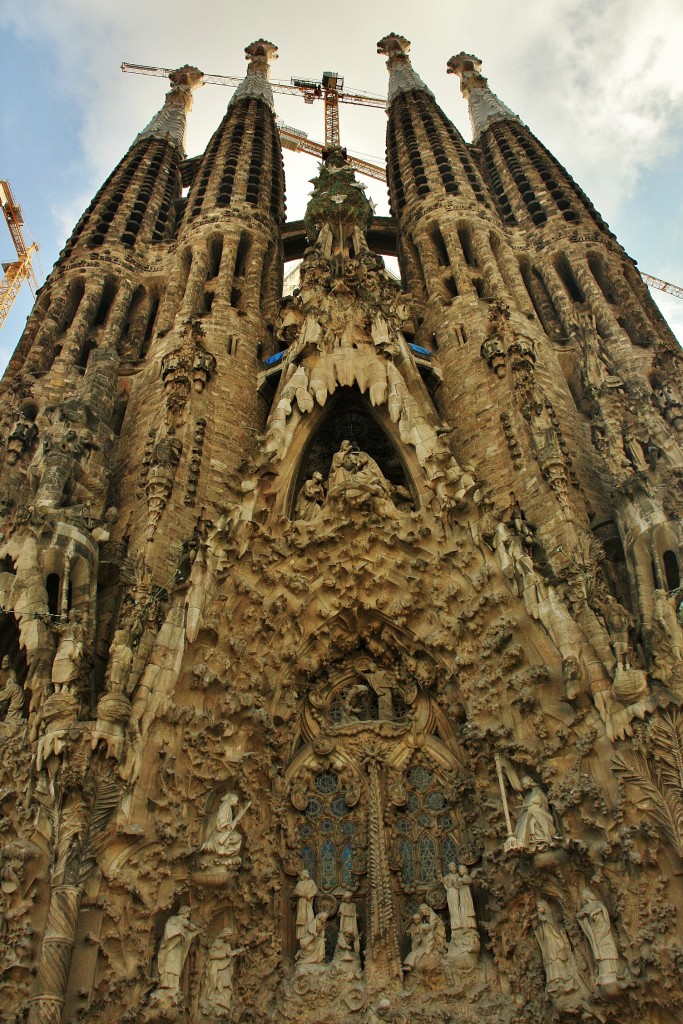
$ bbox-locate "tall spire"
[229,39,277,111]
[447,53,521,141]
[376,34,434,105]
[136,64,204,155]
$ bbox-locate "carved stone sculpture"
[201,927,245,1016]
[325,439,399,517]
[200,792,249,863]
[577,888,620,992]
[296,909,329,967]
[293,869,318,942]
[403,903,446,973]
[334,891,360,963]
[442,863,479,957]
[294,472,325,521]
[0,655,23,723]
[533,900,584,1010]
[51,609,88,691]
[513,777,556,852]
[156,906,200,996]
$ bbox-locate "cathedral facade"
[1,33,683,1024]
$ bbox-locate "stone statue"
[157,906,200,994]
[51,609,88,691]
[403,903,446,972]
[201,793,249,862]
[0,655,23,723]
[442,863,477,933]
[326,440,398,517]
[294,472,325,521]
[201,927,245,1016]
[334,891,360,961]
[296,909,329,967]
[533,900,583,1008]
[293,869,318,942]
[513,776,556,852]
[577,888,620,990]
[602,594,634,669]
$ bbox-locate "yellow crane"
[0,180,39,330]
[122,62,683,302]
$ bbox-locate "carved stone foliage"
[160,321,216,429]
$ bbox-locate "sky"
[1,0,682,372]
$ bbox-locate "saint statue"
[442,863,477,933]
[514,777,556,852]
[201,927,245,1016]
[52,609,88,691]
[157,906,200,994]
[296,910,329,966]
[533,900,583,1007]
[0,655,23,723]
[577,888,620,989]
[334,891,360,961]
[293,869,318,942]
[403,903,446,971]
[201,793,249,862]
[294,472,325,521]
[326,440,398,517]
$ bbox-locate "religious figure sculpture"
[0,655,23,723]
[577,888,620,991]
[403,903,446,972]
[201,793,249,863]
[156,906,200,996]
[334,891,360,963]
[294,472,325,521]
[201,927,245,1016]
[513,776,556,852]
[296,909,329,967]
[293,869,318,942]
[441,863,479,956]
[601,594,634,669]
[325,440,399,517]
[533,900,584,1010]
[51,609,88,691]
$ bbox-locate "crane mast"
[0,180,39,330]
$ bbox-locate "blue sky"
[1,0,682,371]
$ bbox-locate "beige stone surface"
[0,33,682,1024]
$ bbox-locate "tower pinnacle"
[377,34,435,104]
[230,39,278,111]
[136,65,204,154]
[447,52,521,140]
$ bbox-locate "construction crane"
[121,63,683,301]
[123,62,387,182]
[0,180,39,330]
[276,119,385,183]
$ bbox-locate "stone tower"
[1,33,682,1024]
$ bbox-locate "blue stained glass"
[298,822,314,839]
[320,839,336,890]
[441,835,458,869]
[320,817,334,834]
[418,812,433,828]
[341,820,356,836]
[301,844,315,877]
[399,839,415,883]
[418,834,437,882]
[330,795,347,818]
[427,791,446,810]
[306,797,323,818]
[316,771,338,795]
[341,844,353,886]
[407,766,433,791]
[395,818,410,834]
[438,815,453,831]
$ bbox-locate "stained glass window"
[297,770,360,892]
[391,762,458,894]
